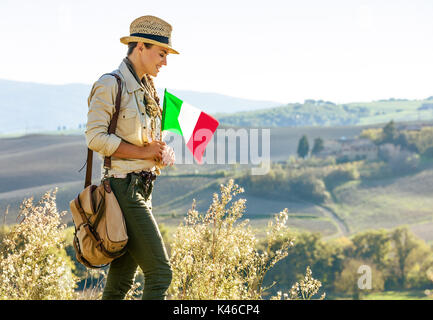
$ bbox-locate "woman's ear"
[136,42,144,53]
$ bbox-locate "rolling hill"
[2,78,433,136]
[0,124,366,236]
[217,98,433,127]
[0,79,282,135]
[2,122,433,243]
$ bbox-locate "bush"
[0,190,77,300]
[168,179,297,299]
[270,267,325,300]
[238,159,364,203]
[324,166,360,190]
[378,144,419,175]
[0,225,10,248]
[291,174,330,203]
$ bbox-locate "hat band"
[130,33,169,44]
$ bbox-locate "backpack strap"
[85,73,122,188]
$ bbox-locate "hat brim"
[120,36,179,54]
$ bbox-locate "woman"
[85,15,177,300]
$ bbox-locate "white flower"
[161,145,175,166]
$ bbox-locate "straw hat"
[120,15,179,54]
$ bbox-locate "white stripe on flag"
[177,101,201,142]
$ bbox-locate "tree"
[311,138,324,155]
[333,259,384,299]
[263,231,340,294]
[382,120,398,144]
[389,227,420,288]
[350,227,433,290]
[297,135,309,158]
[351,229,391,270]
[395,132,417,152]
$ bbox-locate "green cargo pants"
[101,173,172,300]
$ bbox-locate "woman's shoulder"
[88,71,124,105]
[89,71,124,97]
[95,71,123,88]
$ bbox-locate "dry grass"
[0,189,76,299]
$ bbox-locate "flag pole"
[160,88,166,142]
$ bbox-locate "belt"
[110,169,155,179]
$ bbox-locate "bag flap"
[79,184,102,215]
[104,191,128,242]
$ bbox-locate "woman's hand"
[144,140,167,163]
[161,145,175,166]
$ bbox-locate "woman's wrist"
[139,144,153,160]
[112,141,152,160]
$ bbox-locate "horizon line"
[0,77,431,106]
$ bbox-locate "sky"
[1,0,432,104]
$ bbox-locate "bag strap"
[85,73,122,188]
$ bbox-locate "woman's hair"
[127,41,153,56]
[127,42,161,109]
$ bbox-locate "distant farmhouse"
[317,137,378,161]
[314,123,433,161]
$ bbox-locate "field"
[0,124,368,193]
[361,290,431,300]
[327,169,433,241]
[1,122,433,244]
[0,127,365,238]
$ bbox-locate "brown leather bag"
[70,73,128,269]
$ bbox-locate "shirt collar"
[119,58,144,93]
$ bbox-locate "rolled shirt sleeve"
[85,75,122,157]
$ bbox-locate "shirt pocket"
[116,107,138,138]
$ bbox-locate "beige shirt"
[85,60,165,177]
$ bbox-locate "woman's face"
[139,43,168,77]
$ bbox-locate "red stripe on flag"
[186,112,219,164]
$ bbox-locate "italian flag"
[162,89,219,164]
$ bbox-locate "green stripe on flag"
[162,89,184,136]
